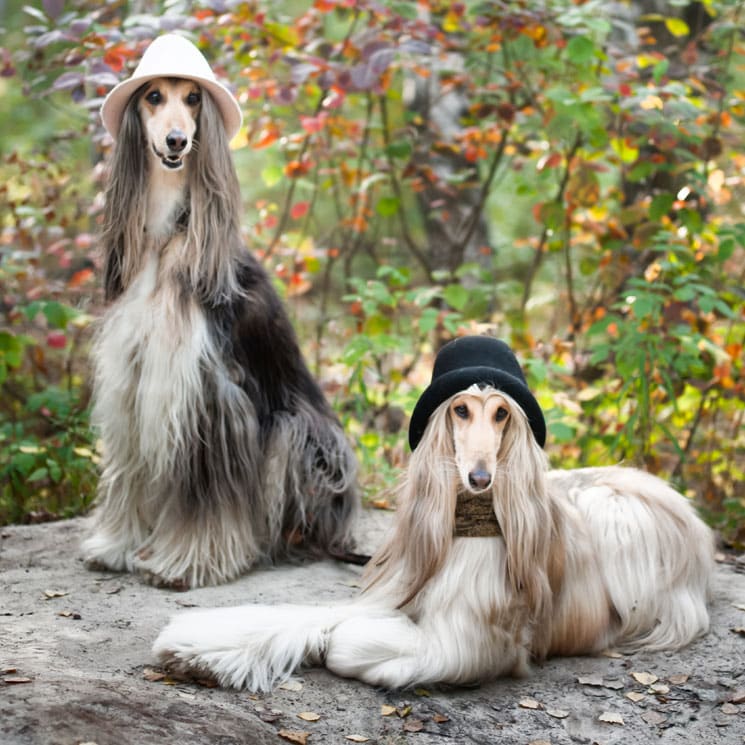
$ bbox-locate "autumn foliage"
[1,1,743,542]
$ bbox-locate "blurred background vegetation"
[1,0,743,545]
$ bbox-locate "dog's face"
[449,388,510,494]
[138,77,201,171]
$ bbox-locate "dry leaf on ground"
[403,718,424,733]
[577,674,604,687]
[43,590,68,599]
[668,674,689,685]
[631,671,658,686]
[345,736,369,743]
[599,711,624,725]
[3,677,33,684]
[649,683,670,695]
[519,697,541,710]
[297,712,321,722]
[278,730,310,745]
[729,690,745,704]
[546,708,570,719]
[142,667,166,682]
[642,711,667,725]
[721,703,739,715]
[625,691,645,703]
[380,705,397,717]
[278,680,303,692]
[432,713,449,723]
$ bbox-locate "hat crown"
[430,337,526,387]
[130,34,217,83]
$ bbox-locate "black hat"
[408,336,546,450]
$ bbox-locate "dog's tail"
[153,600,428,691]
[153,602,358,691]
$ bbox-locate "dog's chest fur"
[93,249,229,479]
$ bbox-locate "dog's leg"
[81,471,148,573]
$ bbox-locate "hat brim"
[100,73,243,141]
[408,366,547,450]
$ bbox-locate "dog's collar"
[453,491,501,538]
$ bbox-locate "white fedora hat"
[100,33,243,141]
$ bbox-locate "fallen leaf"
[731,627,745,636]
[649,683,670,695]
[279,680,303,692]
[578,674,604,687]
[298,712,321,722]
[143,667,166,682]
[345,737,369,743]
[721,703,739,715]
[528,741,551,745]
[43,590,68,599]
[4,677,33,684]
[729,690,745,704]
[642,711,667,725]
[380,705,397,717]
[631,671,658,686]
[105,586,122,595]
[626,691,645,703]
[403,718,424,733]
[668,674,689,685]
[414,687,431,697]
[57,610,82,619]
[601,650,623,659]
[396,705,412,718]
[258,709,282,724]
[599,711,624,725]
[175,599,198,608]
[432,713,449,723]
[2,668,17,674]
[519,697,542,710]
[546,708,570,719]
[278,730,310,745]
[196,677,217,688]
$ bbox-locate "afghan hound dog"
[82,76,358,588]
[153,383,714,689]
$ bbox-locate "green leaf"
[386,141,412,160]
[376,196,400,217]
[649,193,674,221]
[42,302,78,330]
[566,36,596,65]
[27,467,49,482]
[261,164,283,187]
[443,284,469,311]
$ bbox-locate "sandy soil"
[2,511,744,745]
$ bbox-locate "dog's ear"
[363,402,457,606]
[101,99,148,301]
[491,399,556,650]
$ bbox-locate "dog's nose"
[468,469,492,491]
[166,130,188,153]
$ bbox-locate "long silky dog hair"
[82,80,358,588]
[153,384,714,689]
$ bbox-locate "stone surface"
[2,513,744,745]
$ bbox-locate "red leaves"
[103,44,137,74]
[46,332,67,349]
[290,201,310,220]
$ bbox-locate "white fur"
[153,388,714,690]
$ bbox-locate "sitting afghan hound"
[81,34,358,588]
[153,336,714,689]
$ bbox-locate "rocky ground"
[1,512,744,745]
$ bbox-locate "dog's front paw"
[81,533,134,573]
[133,553,191,590]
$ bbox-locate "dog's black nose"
[468,469,492,490]
[166,130,188,152]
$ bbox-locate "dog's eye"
[495,407,509,422]
[186,91,201,106]
[145,90,162,105]
[453,404,469,419]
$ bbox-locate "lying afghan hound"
[82,35,358,588]
[153,336,714,689]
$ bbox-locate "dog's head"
[447,385,512,495]
[137,77,202,171]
